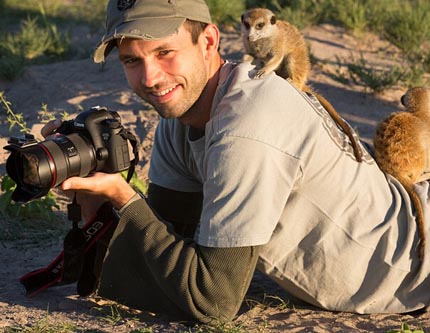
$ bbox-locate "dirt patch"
[1,25,429,332]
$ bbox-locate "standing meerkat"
[374,86,430,260]
[241,8,363,162]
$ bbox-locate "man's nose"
[141,60,162,88]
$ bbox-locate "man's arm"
[98,183,260,323]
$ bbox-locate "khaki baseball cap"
[93,0,212,63]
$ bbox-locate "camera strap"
[62,193,86,283]
[19,201,118,297]
[120,129,139,183]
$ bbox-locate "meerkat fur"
[241,8,309,87]
[374,87,430,259]
[241,8,363,162]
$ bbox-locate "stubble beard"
[142,65,208,120]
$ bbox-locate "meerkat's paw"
[417,171,430,183]
[253,69,268,79]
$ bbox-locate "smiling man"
[118,25,218,122]
[42,0,430,324]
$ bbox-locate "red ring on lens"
[39,144,57,188]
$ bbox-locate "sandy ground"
[0,24,429,332]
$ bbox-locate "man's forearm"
[98,198,259,322]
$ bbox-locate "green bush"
[383,1,430,57]
[4,17,64,60]
[346,57,405,93]
[206,0,245,25]
[328,0,367,34]
[0,15,70,80]
[274,0,330,29]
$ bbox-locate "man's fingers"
[41,119,62,138]
[60,172,134,209]
[61,176,93,192]
[61,173,124,193]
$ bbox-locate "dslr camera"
[4,106,137,203]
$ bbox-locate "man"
[43,0,430,323]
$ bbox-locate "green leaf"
[0,190,13,213]
[1,175,16,191]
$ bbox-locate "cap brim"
[93,39,116,63]
[93,17,185,63]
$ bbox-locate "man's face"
[118,25,209,120]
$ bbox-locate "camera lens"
[19,153,48,187]
[21,152,43,186]
[6,133,97,202]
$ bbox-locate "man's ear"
[201,24,220,60]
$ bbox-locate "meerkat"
[374,87,430,259]
[241,8,363,162]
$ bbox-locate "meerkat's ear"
[270,15,277,25]
[401,94,407,107]
[241,14,244,23]
[241,16,250,29]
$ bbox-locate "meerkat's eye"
[256,22,265,30]
[243,21,250,30]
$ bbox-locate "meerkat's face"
[241,8,278,42]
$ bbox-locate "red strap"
[19,202,117,296]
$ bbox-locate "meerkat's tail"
[404,182,426,261]
[310,90,363,162]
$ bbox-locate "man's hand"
[61,172,136,221]
[61,172,136,212]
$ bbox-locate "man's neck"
[179,56,224,130]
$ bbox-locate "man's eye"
[159,50,172,56]
[123,57,138,65]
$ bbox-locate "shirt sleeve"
[196,134,303,247]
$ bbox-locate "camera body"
[4,106,134,203]
[54,106,131,174]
